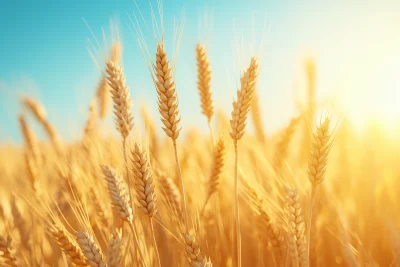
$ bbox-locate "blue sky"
[1,0,400,143]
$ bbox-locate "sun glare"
[330,43,400,131]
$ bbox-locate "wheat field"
[0,7,399,267]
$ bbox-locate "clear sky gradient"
[1,0,400,143]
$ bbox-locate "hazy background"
[1,0,400,143]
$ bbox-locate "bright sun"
[323,39,400,131]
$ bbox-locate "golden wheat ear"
[50,223,88,267]
[76,231,107,267]
[285,186,307,267]
[230,57,259,141]
[98,41,123,120]
[308,117,332,187]
[201,136,225,217]
[101,165,133,224]
[131,143,158,218]
[18,114,41,163]
[105,60,134,141]
[153,42,181,141]
[196,43,214,123]
[183,232,212,267]
[22,97,62,153]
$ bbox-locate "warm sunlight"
[322,19,400,130]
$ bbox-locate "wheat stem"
[207,121,215,149]
[150,218,161,267]
[234,141,241,267]
[173,141,189,233]
[306,186,316,267]
[128,221,147,267]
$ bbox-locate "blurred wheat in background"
[1,2,400,267]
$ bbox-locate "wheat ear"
[131,143,161,267]
[0,235,19,267]
[24,151,41,195]
[50,224,88,267]
[201,136,225,217]
[19,115,41,194]
[230,57,259,267]
[286,186,307,267]
[102,165,147,267]
[76,231,107,267]
[98,42,122,119]
[196,43,214,143]
[107,228,123,267]
[154,42,181,141]
[105,60,133,141]
[22,97,61,153]
[153,41,189,232]
[184,232,212,267]
[306,117,332,267]
[131,143,158,217]
[18,115,40,163]
[101,165,133,224]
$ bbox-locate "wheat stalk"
[152,41,189,233]
[230,57,259,267]
[306,117,332,267]
[131,143,161,267]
